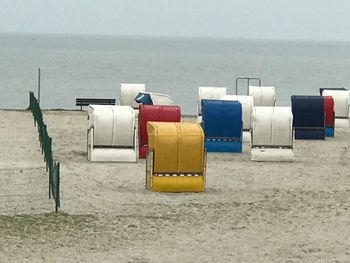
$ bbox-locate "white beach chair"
[87,105,136,162]
[249,86,276,106]
[251,106,294,162]
[197,87,227,122]
[220,94,253,143]
[120,83,146,109]
[322,90,350,127]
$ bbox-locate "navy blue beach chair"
[201,99,243,152]
[291,95,325,139]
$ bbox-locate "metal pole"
[38,68,41,106]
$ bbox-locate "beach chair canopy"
[319,87,347,96]
[198,87,226,115]
[220,95,253,130]
[323,96,335,127]
[120,83,146,108]
[147,122,204,174]
[201,99,242,139]
[322,90,350,118]
[88,105,135,147]
[135,92,173,106]
[291,96,324,128]
[252,106,293,147]
[139,104,181,146]
[249,86,276,106]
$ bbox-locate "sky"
[1,0,350,41]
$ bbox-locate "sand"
[0,109,350,262]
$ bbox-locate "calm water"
[1,33,350,114]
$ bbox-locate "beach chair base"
[88,148,137,162]
[243,131,251,143]
[146,151,205,192]
[325,127,335,137]
[205,140,242,153]
[251,148,294,162]
[295,129,325,140]
[335,118,349,128]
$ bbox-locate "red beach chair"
[138,104,181,158]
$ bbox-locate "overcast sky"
[1,0,350,41]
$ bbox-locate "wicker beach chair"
[120,83,146,109]
[251,106,294,162]
[322,90,350,127]
[249,86,276,106]
[201,99,243,153]
[220,94,253,143]
[87,105,136,162]
[146,122,206,192]
[291,95,325,139]
[197,87,226,122]
[138,104,181,159]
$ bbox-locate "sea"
[1,33,350,114]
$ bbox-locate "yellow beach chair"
[146,122,206,192]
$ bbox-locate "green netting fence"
[29,91,60,212]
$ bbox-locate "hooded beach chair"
[248,86,276,106]
[201,99,243,152]
[322,90,350,127]
[87,105,136,162]
[291,96,325,139]
[220,94,253,142]
[146,122,206,192]
[134,92,174,106]
[323,96,335,137]
[197,87,227,122]
[138,104,181,159]
[251,107,294,162]
[120,83,146,109]
[319,87,347,96]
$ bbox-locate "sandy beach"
[1,109,350,262]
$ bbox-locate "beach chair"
[197,87,227,122]
[321,90,350,127]
[134,92,174,106]
[138,104,181,159]
[323,96,335,137]
[251,107,294,162]
[248,86,276,106]
[120,83,146,109]
[319,87,347,96]
[201,99,243,152]
[220,94,253,142]
[146,122,206,192]
[87,105,136,162]
[291,96,325,139]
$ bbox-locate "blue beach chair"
[291,95,325,139]
[201,99,243,152]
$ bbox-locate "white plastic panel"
[249,86,276,106]
[251,106,293,147]
[120,83,146,108]
[322,90,350,118]
[220,95,253,130]
[198,87,227,115]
